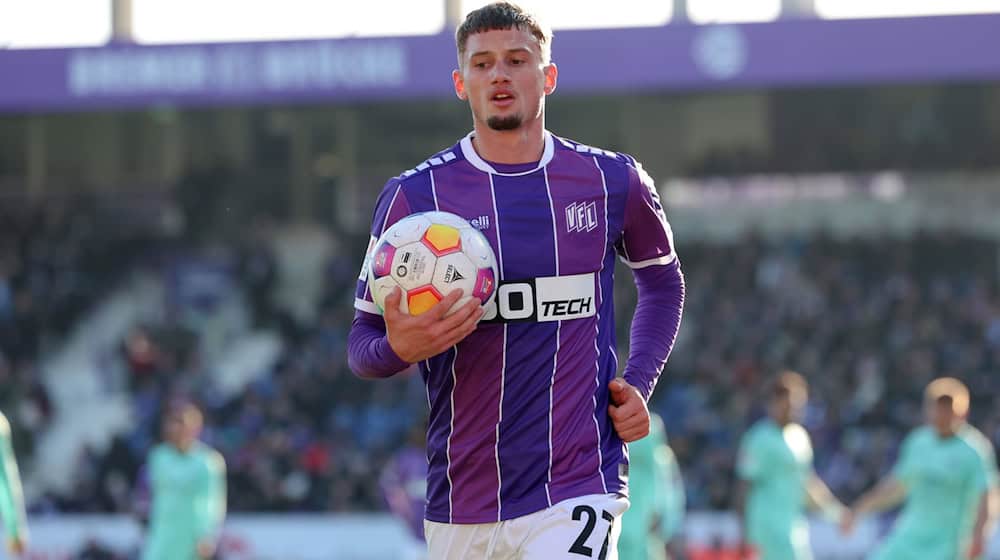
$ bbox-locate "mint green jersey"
[737,419,813,560]
[871,426,990,560]
[620,414,685,560]
[143,442,226,560]
[0,413,26,545]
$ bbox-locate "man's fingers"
[426,289,466,320]
[431,298,481,336]
[608,378,633,405]
[383,287,404,318]
[439,307,485,348]
[612,415,647,435]
[618,428,647,443]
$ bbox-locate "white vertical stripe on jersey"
[430,169,440,211]
[495,323,507,522]
[446,347,458,523]
[487,174,505,282]
[487,172,506,518]
[364,184,403,302]
[591,156,610,493]
[543,167,559,507]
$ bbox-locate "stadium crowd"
[15,213,988,519]
[0,195,162,463]
[651,233,1000,510]
[1,194,998,535]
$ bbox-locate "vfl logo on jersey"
[470,215,491,231]
[566,201,598,233]
[481,272,597,323]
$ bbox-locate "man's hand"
[968,532,985,559]
[608,379,649,443]
[197,538,216,559]
[840,509,857,536]
[7,536,24,555]
[385,288,483,363]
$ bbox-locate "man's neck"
[769,415,792,428]
[471,120,546,164]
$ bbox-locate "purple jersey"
[353,131,677,524]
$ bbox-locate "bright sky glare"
[461,0,672,29]
[2,0,999,49]
[2,0,111,49]
[815,0,1000,19]
[687,0,781,24]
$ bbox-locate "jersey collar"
[459,130,555,176]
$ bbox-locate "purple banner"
[1,14,999,112]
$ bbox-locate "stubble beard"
[487,114,523,131]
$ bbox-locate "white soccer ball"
[369,211,498,316]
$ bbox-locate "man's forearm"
[622,262,684,400]
[347,312,411,378]
[973,489,998,541]
[807,474,846,521]
[853,477,906,515]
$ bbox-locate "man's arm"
[195,451,227,558]
[608,261,685,442]
[842,476,907,534]
[609,158,684,442]
[734,431,760,556]
[347,311,412,378]
[0,414,27,552]
[348,289,482,378]
[621,262,685,401]
[969,489,997,558]
[854,476,908,514]
[805,472,847,522]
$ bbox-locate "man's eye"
[474,62,487,69]
[511,58,524,65]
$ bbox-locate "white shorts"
[425,493,629,560]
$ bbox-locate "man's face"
[926,397,960,437]
[163,409,201,449]
[453,27,557,132]
[769,388,806,425]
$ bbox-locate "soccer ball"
[368,211,498,316]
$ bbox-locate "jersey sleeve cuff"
[619,253,677,269]
[354,298,382,315]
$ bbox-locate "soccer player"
[619,413,685,560]
[142,402,226,560]
[347,2,685,558]
[736,372,845,560]
[842,377,998,560]
[0,412,27,557]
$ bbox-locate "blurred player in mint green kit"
[843,377,998,560]
[619,413,685,560]
[143,402,226,560]
[0,412,27,557]
[736,372,846,560]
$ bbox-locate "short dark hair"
[455,2,552,66]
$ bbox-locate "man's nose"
[490,63,512,84]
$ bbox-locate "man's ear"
[543,62,558,95]
[453,69,468,100]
